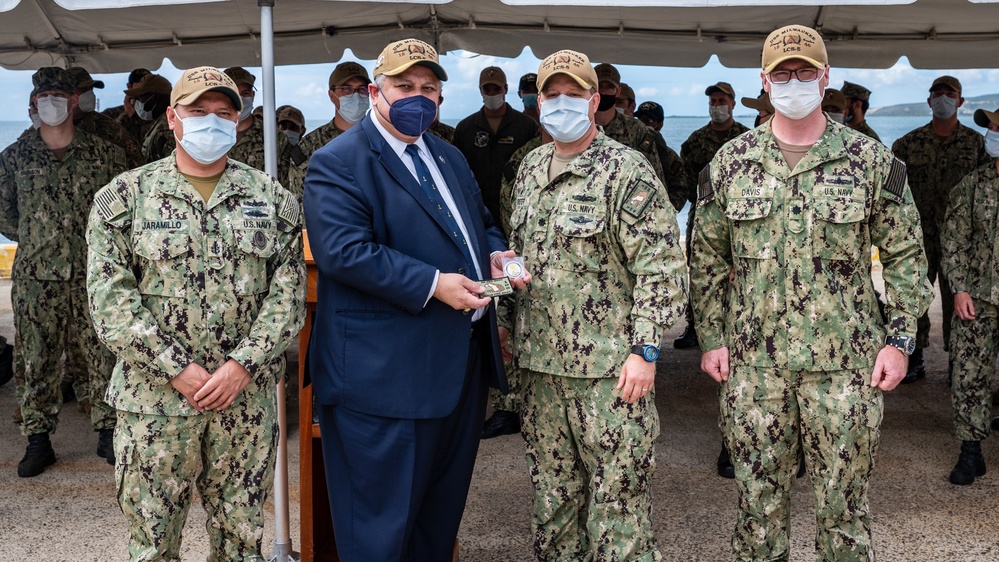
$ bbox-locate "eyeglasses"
[768,68,820,84]
[333,86,369,97]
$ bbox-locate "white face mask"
[931,96,958,120]
[134,98,154,121]
[768,77,823,121]
[539,94,594,143]
[709,105,730,124]
[337,92,369,123]
[29,109,40,130]
[36,95,71,126]
[78,90,97,113]
[282,129,302,145]
[482,93,505,111]
[239,95,254,122]
[827,112,846,124]
[985,130,999,158]
[174,111,238,165]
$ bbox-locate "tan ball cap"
[931,75,962,94]
[619,83,635,102]
[171,66,242,110]
[593,63,621,88]
[125,73,171,97]
[822,88,848,111]
[538,50,599,91]
[479,66,507,88]
[373,38,448,81]
[974,108,999,128]
[277,105,306,129]
[329,61,370,89]
[762,25,828,74]
[741,91,774,114]
[705,82,735,98]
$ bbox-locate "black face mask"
[597,94,617,112]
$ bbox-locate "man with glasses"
[287,61,371,201]
[691,25,931,561]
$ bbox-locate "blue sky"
[2,46,999,124]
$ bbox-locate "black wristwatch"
[884,335,915,356]
[631,344,660,362]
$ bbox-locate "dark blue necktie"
[405,144,476,271]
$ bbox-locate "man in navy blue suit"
[303,38,531,561]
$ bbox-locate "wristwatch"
[631,344,660,362]
[884,335,915,356]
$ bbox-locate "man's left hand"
[491,250,533,290]
[870,345,908,391]
[616,354,655,404]
[194,359,252,410]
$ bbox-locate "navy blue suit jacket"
[303,115,508,419]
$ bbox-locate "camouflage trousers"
[917,236,953,350]
[13,279,116,435]
[720,366,883,562]
[114,405,277,562]
[522,371,662,562]
[949,300,998,441]
[489,363,523,413]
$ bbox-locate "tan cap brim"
[974,108,999,128]
[174,86,242,112]
[763,55,825,75]
[538,71,593,92]
[381,60,448,82]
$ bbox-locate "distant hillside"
[870,93,999,117]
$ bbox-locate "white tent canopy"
[2,0,999,72]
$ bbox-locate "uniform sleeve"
[616,157,688,345]
[86,181,195,382]
[227,188,307,379]
[689,161,733,352]
[869,157,932,338]
[663,145,688,212]
[0,153,18,241]
[940,170,976,294]
[636,128,667,192]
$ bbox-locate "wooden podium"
[297,232,459,562]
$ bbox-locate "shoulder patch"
[94,188,127,222]
[277,191,301,227]
[622,180,657,219]
[882,157,907,204]
[289,145,308,167]
[697,166,715,203]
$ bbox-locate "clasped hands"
[170,358,252,412]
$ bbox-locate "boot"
[674,324,699,350]
[96,428,114,464]
[481,410,521,439]
[949,440,986,485]
[17,433,56,478]
[717,441,735,479]
[901,348,925,384]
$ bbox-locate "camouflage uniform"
[850,120,881,142]
[286,119,347,202]
[691,121,932,561]
[86,154,306,561]
[76,111,144,169]
[0,129,126,436]
[503,133,687,561]
[941,161,999,441]
[892,122,989,350]
[141,113,174,163]
[428,120,456,144]
[601,110,666,189]
[229,116,291,187]
[102,104,125,121]
[117,112,155,156]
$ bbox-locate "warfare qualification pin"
[501,256,526,279]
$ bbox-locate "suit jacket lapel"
[425,136,490,270]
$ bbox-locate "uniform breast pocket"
[234,228,277,295]
[973,198,998,226]
[551,210,606,272]
[811,197,866,260]
[133,230,190,297]
[724,197,774,259]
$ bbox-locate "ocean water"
[0,114,969,238]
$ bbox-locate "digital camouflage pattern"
[680,121,750,205]
[691,121,931,369]
[285,119,346,202]
[76,110,144,169]
[650,130,688,212]
[849,120,881,142]
[228,116,291,188]
[893,122,989,349]
[114,408,277,561]
[691,120,931,562]
[502,132,687,378]
[428,120,456,145]
[88,154,305,560]
[940,161,999,441]
[117,111,156,158]
[86,154,306,416]
[503,132,685,562]
[522,372,661,562]
[721,366,882,561]
[601,110,666,190]
[141,113,174,163]
[0,129,125,436]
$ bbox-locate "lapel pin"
[438,155,445,164]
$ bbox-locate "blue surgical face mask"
[539,94,593,143]
[337,92,369,124]
[521,94,538,110]
[985,130,999,158]
[173,110,238,165]
[378,88,438,137]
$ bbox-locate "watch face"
[643,346,659,362]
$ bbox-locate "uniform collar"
[153,154,250,207]
[748,119,850,179]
